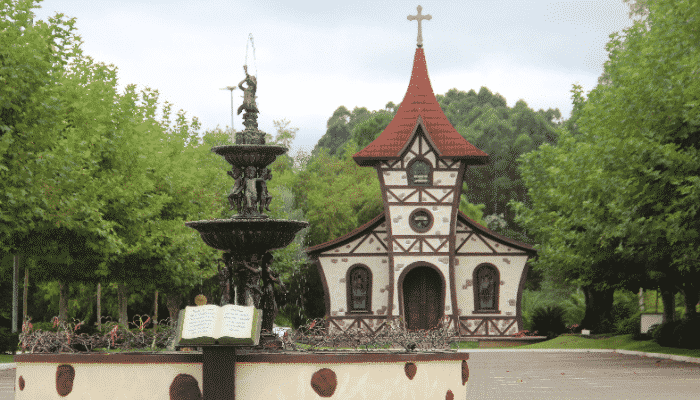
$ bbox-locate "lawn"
[3,334,699,364]
[517,333,700,358]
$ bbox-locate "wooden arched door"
[402,266,443,330]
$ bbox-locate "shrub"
[30,321,59,333]
[0,327,20,354]
[611,302,634,325]
[672,317,700,349]
[652,320,682,347]
[531,305,567,339]
[614,311,641,336]
[74,323,99,336]
[646,323,661,339]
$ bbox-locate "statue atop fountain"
[235,65,265,145]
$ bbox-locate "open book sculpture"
[174,304,263,347]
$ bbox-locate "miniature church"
[305,6,536,337]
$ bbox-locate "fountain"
[13,36,470,400]
[185,64,309,342]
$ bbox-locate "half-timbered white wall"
[317,222,391,333]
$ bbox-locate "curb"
[459,348,700,364]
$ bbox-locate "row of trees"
[1,0,229,330]
[511,0,699,331]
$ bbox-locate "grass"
[516,334,700,358]
[3,334,700,363]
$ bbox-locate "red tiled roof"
[353,47,489,166]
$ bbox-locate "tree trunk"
[117,282,129,329]
[12,254,19,333]
[23,267,28,327]
[579,285,615,333]
[638,287,644,312]
[660,286,676,324]
[163,292,182,324]
[58,280,69,323]
[679,286,699,320]
[153,290,159,334]
[96,283,101,330]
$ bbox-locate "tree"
[312,106,378,159]
[266,118,298,149]
[1,2,134,325]
[350,111,393,150]
[512,0,700,328]
[458,183,486,226]
[440,86,558,237]
[294,141,383,247]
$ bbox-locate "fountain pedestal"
[202,346,237,400]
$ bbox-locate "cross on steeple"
[407,5,431,48]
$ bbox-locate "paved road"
[2,350,699,399]
[0,369,12,400]
[465,350,700,399]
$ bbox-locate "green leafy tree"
[512,0,700,329]
[265,118,298,149]
[312,106,378,159]
[294,141,383,247]
[437,86,559,243]
[350,110,394,150]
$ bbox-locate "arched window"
[347,265,372,313]
[473,264,500,313]
[409,159,431,186]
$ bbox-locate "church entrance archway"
[402,266,443,330]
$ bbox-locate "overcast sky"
[30,0,639,158]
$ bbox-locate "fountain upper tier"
[211,145,287,168]
[185,142,309,255]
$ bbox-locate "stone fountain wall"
[13,351,470,400]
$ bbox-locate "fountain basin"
[13,350,470,399]
[211,145,287,168]
[185,219,309,253]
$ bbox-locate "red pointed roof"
[353,47,489,167]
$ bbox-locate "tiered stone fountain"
[13,63,470,400]
[185,64,309,339]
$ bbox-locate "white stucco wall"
[319,255,390,316]
[453,255,527,317]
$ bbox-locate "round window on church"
[409,209,433,233]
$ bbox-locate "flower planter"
[14,350,470,400]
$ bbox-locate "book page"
[181,306,218,339]
[220,305,254,338]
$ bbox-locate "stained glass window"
[475,265,499,311]
[409,209,433,232]
[410,160,430,185]
[349,266,370,312]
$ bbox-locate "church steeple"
[353,17,488,166]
